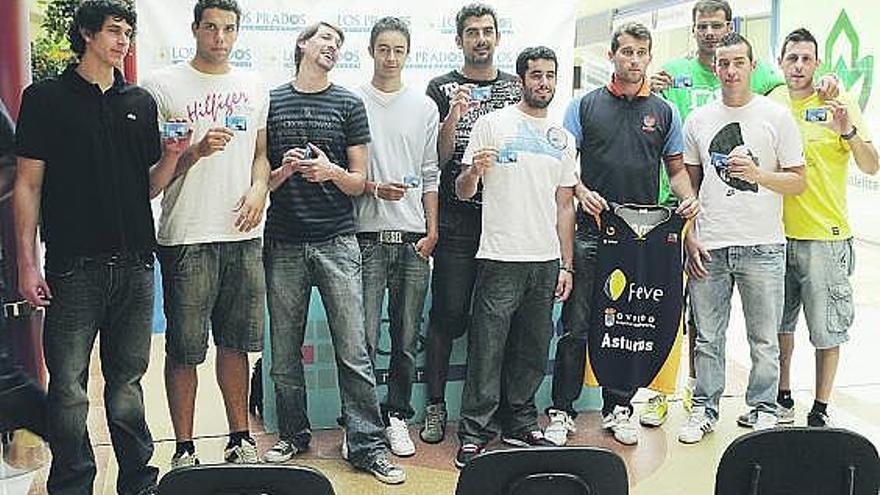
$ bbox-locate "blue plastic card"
[225,115,247,131]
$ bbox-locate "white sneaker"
[341,430,349,461]
[544,409,576,446]
[678,406,715,444]
[385,416,416,457]
[753,411,778,431]
[170,450,200,470]
[603,405,639,446]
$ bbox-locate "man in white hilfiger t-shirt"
[142,0,270,469]
[352,16,440,458]
[452,46,576,469]
[678,32,806,445]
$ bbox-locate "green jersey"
[655,57,784,204]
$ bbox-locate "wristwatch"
[560,265,575,274]
[841,126,858,141]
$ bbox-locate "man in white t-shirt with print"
[143,0,270,468]
[678,32,805,444]
[453,46,576,468]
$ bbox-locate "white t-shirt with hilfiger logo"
[143,62,269,246]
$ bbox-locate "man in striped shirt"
[261,21,405,485]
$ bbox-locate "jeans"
[43,253,157,495]
[549,232,599,417]
[264,235,386,468]
[360,240,430,420]
[780,238,854,349]
[158,239,265,365]
[458,259,558,445]
[689,244,785,419]
[423,209,480,400]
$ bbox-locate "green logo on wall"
[822,9,873,110]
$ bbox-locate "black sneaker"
[807,410,832,427]
[454,443,484,469]
[366,455,406,484]
[501,430,555,447]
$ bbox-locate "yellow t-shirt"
[769,88,870,239]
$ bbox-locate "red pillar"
[0,0,47,386]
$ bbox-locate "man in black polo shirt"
[13,2,182,494]
[544,22,698,448]
[261,21,404,485]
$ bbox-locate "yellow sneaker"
[639,394,669,427]
[683,377,695,413]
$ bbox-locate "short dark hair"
[692,0,732,23]
[515,46,557,79]
[193,0,241,28]
[455,3,498,38]
[370,16,411,53]
[780,27,819,59]
[717,31,754,61]
[611,22,652,54]
[69,0,136,57]
[294,22,345,72]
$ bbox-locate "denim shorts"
[158,238,265,364]
[780,238,854,349]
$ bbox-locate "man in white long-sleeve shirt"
[353,16,440,458]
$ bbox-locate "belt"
[357,231,424,244]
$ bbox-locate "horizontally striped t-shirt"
[266,83,371,243]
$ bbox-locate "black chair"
[157,463,335,495]
[715,427,880,495]
[456,447,629,495]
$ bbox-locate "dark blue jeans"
[549,232,598,417]
[458,259,558,445]
[43,253,157,495]
[547,232,639,417]
[359,240,430,420]
[263,235,386,469]
[424,209,481,400]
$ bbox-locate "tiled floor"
[15,240,880,495]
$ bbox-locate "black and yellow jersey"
[585,203,689,394]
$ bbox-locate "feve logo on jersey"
[604,269,627,301]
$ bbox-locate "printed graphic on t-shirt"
[585,204,687,394]
[708,122,759,194]
[497,121,568,165]
[185,91,253,123]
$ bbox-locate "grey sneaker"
[420,402,447,444]
[366,455,406,484]
[224,438,259,464]
[263,439,302,463]
[737,408,758,428]
[170,451,200,470]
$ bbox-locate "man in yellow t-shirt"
[772,28,879,427]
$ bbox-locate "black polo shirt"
[566,79,682,232]
[15,66,159,260]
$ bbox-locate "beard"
[523,88,554,109]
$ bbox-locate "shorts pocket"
[826,283,854,332]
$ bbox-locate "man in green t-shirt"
[772,28,878,428]
[640,0,840,428]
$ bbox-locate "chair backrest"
[456,447,629,495]
[715,428,880,495]
[157,464,335,495]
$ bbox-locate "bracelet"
[841,126,858,141]
[373,182,381,199]
[560,265,575,274]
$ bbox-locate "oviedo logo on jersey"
[599,268,665,352]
